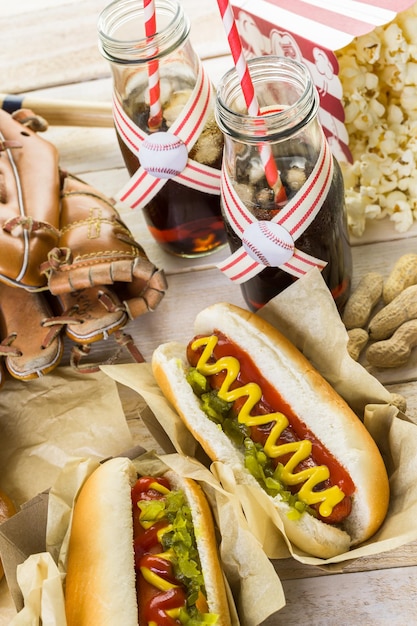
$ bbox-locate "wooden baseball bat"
[0,93,114,127]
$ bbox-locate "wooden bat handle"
[0,94,114,127]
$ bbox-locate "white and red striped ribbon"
[113,60,221,210]
[218,131,333,283]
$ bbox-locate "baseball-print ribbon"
[113,59,221,210]
[218,132,333,284]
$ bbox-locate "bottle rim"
[97,0,190,64]
[215,56,319,143]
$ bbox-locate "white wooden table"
[1,1,417,624]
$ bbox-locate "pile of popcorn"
[336,2,417,236]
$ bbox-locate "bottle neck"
[215,56,320,145]
[97,0,190,64]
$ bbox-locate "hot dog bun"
[152,302,390,559]
[64,456,231,626]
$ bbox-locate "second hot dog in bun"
[152,303,390,559]
[64,456,231,626]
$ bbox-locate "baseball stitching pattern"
[242,238,270,266]
[142,138,184,152]
[259,221,294,251]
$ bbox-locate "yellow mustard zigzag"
[192,335,346,518]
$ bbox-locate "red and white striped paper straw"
[144,0,163,131]
[216,0,286,203]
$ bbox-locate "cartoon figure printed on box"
[235,9,352,163]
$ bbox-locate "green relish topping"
[138,489,218,624]
[186,367,316,521]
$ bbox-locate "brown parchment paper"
[101,268,417,568]
[9,451,285,626]
[0,367,134,508]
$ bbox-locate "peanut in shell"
[368,284,417,340]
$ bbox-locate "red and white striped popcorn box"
[230,1,417,165]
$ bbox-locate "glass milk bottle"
[215,56,352,311]
[98,0,227,257]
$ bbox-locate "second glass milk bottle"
[215,56,352,311]
[98,0,227,257]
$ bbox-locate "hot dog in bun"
[64,456,231,626]
[151,303,390,559]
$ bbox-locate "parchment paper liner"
[0,368,134,507]
[9,451,284,626]
[101,268,417,569]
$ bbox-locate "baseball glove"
[53,285,148,373]
[0,282,148,380]
[40,172,167,367]
[0,112,167,380]
[41,172,167,316]
[0,109,60,290]
[0,282,64,380]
